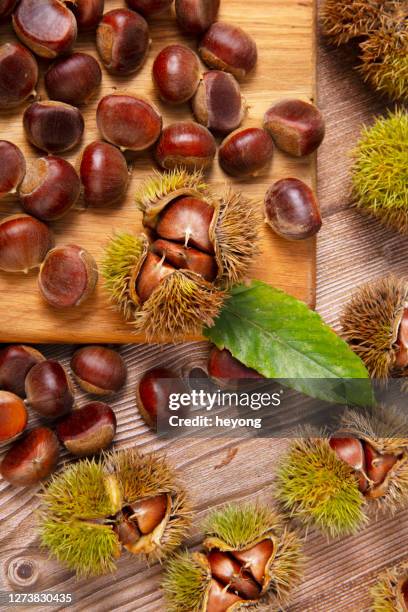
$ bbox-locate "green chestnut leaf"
[204,280,374,407]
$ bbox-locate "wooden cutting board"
[0,0,316,344]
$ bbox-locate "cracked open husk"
[371,561,408,612]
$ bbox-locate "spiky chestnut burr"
[351,110,408,234]
[371,561,408,612]
[39,448,191,577]
[163,503,304,612]
[341,275,408,379]
[102,169,260,340]
[275,406,408,538]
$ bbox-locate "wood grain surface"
[0,0,316,344]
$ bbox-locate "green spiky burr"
[371,561,408,612]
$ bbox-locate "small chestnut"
[153,44,200,105]
[207,550,261,600]
[208,347,263,381]
[364,442,397,487]
[19,156,80,221]
[136,251,175,303]
[0,345,45,397]
[136,367,184,429]
[207,579,243,610]
[126,0,173,17]
[38,245,98,308]
[175,0,220,33]
[231,540,275,585]
[199,22,258,81]
[129,494,168,534]
[0,427,59,486]
[70,346,127,395]
[192,71,245,134]
[96,9,150,75]
[80,141,129,207]
[57,401,116,456]
[0,141,26,198]
[151,239,217,282]
[155,121,216,172]
[263,99,325,157]
[13,0,77,58]
[23,101,84,154]
[45,53,102,106]
[0,0,18,18]
[264,178,322,240]
[97,94,162,152]
[25,360,74,418]
[72,0,104,29]
[0,214,53,273]
[0,42,38,109]
[219,128,274,177]
[0,391,27,443]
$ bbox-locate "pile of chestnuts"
[0,343,127,486]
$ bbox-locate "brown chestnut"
[57,401,116,456]
[263,99,325,157]
[80,141,129,207]
[72,0,104,29]
[126,0,173,17]
[0,427,59,486]
[156,196,214,253]
[0,0,18,18]
[329,437,366,473]
[155,121,216,172]
[175,0,219,33]
[208,347,263,381]
[231,540,275,586]
[38,244,98,308]
[13,0,77,58]
[207,550,261,600]
[0,141,26,198]
[23,101,84,154]
[19,156,80,221]
[70,346,127,395]
[207,579,243,611]
[0,42,38,109]
[264,178,322,240]
[0,345,45,397]
[136,367,184,429]
[0,391,27,443]
[192,71,245,135]
[153,44,200,105]
[97,94,161,152]
[25,360,74,418]
[219,128,273,177]
[364,442,397,487]
[45,53,102,106]
[0,214,53,273]
[199,22,257,81]
[136,251,175,303]
[96,9,150,75]
[151,239,217,281]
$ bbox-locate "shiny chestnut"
[199,22,257,80]
[153,44,200,105]
[208,347,263,381]
[155,196,214,253]
[219,128,273,177]
[136,251,175,303]
[263,99,325,157]
[23,101,84,154]
[45,53,102,105]
[175,0,220,33]
[0,141,26,198]
[0,345,45,397]
[97,94,162,152]
[0,42,38,109]
[72,0,104,29]
[96,9,150,75]
[264,178,322,240]
[126,0,173,17]
[19,156,80,221]
[70,346,127,395]
[151,239,217,281]
[192,71,245,134]
[0,391,28,443]
[80,141,129,207]
[136,367,185,429]
[57,401,116,456]
[13,0,77,58]
[0,214,53,273]
[155,121,216,171]
[25,359,74,418]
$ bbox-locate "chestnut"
[155,196,214,253]
[364,442,397,487]
[151,239,217,281]
[199,22,258,81]
[0,214,53,273]
[23,101,84,154]
[136,251,175,303]
[0,391,27,443]
[136,367,184,429]
[219,128,274,177]
[0,141,26,199]
[0,0,18,18]
[231,540,275,584]
[72,0,104,29]
[38,245,98,308]
[25,360,74,418]
[129,494,168,534]
[80,141,129,207]
[175,0,220,33]
[0,42,38,109]
[192,70,245,134]
[207,579,243,610]
[96,9,150,75]
[19,156,80,221]
[70,346,127,395]
[97,94,162,152]
[207,550,261,600]
[57,401,116,456]
[0,345,45,397]
[45,53,102,106]
[0,427,59,486]
[208,347,263,381]
[126,0,173,17]
[264,178,322,240]
[153,44,200,105]
[13,0,77,59]
[263,99,325,157]
[155,121,216,172]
